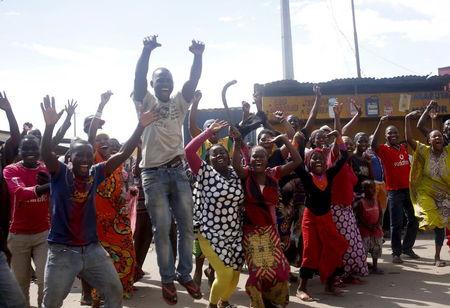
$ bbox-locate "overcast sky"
[1,0,449,141]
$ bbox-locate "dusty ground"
[29,232,450,307]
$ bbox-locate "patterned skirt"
[331,205,369,277]
[243,224,289,308]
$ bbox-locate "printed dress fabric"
[94,152,136,298]
[192,161,245,269]
[242,167,289,308]
[410,142,450,230]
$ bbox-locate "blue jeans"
[0,251,27,308]
[388,189,418,256]
[141,164,194,284]
[42,242,122,308]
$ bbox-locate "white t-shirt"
[134,91,190,168]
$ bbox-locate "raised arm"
[134,35,161,102]
[104,110,159,177]
[302,85,321,136]
[333,100,343,133]
[271,134,302,177]
[370,116,389,151]
[342,99,362,136]
[0,92,20,164]
[273,111,295,140]
[405,110,421,151]
[40,96,64,175]
[51,99,77,148]
[240,101,251,125]
[188,90,203,138]
[417,100,436,137]
[230,127,246,179]
[185,120,228,175]
[182,40,205,103]
[88,91,113,146]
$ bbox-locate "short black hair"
[257,129,277,142]
[69,138,92,153]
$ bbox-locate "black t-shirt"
[350,155,373,194]
[295,149,348,216]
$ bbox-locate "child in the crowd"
[354,180,384,274]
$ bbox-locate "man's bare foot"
[296,289,314,302]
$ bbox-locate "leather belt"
[146,156,183,170]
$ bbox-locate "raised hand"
[0,91,11,111]
[333,100,344,116]
[351,98,362,114]
[326,129,341,139]
[273,110,286,123]
[65,99,78,116]
[139,110,160,127]
[189,40,205,56]
[23,122,33,132]
[100,90,113,108]
[209,120,228,134]
[269,134,289,144]
[313,85,321,96]
[40,95,64,126]
[426,100,438,111]
[405,110,421,119]
[379,115,390,123]
[242,101,250,113]
[143,35,161,51]
[193,90,202,104]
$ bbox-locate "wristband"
[95,110,102,119]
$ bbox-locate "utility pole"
[281,0,294,79]
[351,0,362,78]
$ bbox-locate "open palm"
[40,95,63,125]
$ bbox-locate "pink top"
[355,198,383,238]
[3,162,50,234]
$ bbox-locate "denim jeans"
[7,230,48,307]
[0,251,27,308]
[388,189,418,256]
[141,164,194,284]
[42,242,122,308]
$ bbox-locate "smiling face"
[19,136,40,168]
[343,136,355,155]
[428,130,444,151]
[309,151,326,175]
[354,132,369,154]
[94,133,110,159]
[208,145,230,173]
[250,146,268,173]
[385,125,399,146]
[70,141,94,178]
[151,68,174,102]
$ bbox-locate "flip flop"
[162,283,178,305]
[296,290,315,302]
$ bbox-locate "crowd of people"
[0,35,449,308]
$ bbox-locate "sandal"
[162,283,178,305]
[177,279,202,299]
[435,260,446,267]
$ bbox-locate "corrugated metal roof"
[262,75,450,96]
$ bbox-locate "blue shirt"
[48,162,105,246]
[370,153,384,182]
